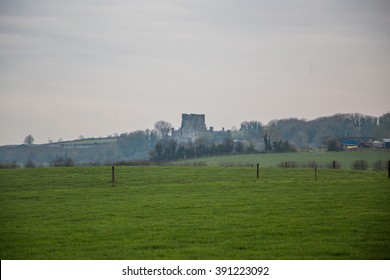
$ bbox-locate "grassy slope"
[0,166,389,259]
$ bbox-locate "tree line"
[148,112,390,161]
[149,137,297,162]
[264,112,390,147]
[3,112,389,167]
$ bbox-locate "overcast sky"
[0,0,389,145]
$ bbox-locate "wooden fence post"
[257,163,260,179]
[333,161,336,169]
[315,167,317,181]
[112,164,115,187]
[388,160,390,179]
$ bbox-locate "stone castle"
[172,113,228,144]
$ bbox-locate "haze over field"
[1,0,389,145]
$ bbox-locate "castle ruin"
[174,113,207,143]
[172,113,229,144]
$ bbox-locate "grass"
[0,165,389,259]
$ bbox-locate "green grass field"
[1,165,389,259]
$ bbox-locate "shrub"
[50,157,75,167]
[115,160,152,166]
[0,161,20,169]
[24,159,36,168]
[351,160,368,170]
[307,161,319,168]
[372,160,386,171]
[278,161,298,168]
[193,161,208,166]
[327,138,343,152]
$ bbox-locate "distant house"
[340,139,360,147]
[323,136,384,149]
[383,139,390,149]
[372,141,383,149]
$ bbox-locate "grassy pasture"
[174,151,390,169]
[0,165,389,259]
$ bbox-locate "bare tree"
[154,120,172,140]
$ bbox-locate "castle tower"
[179,113,207,143]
